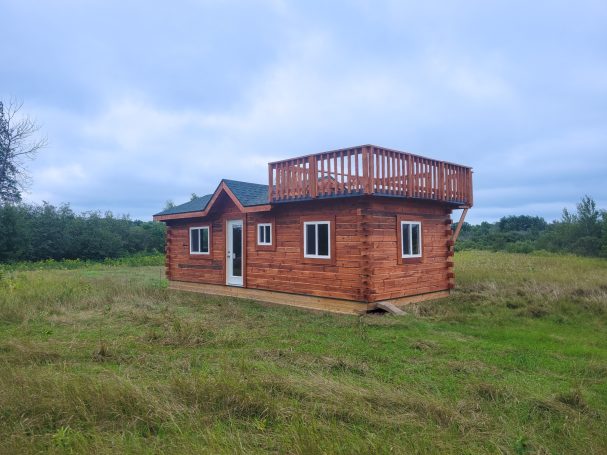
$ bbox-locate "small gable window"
[257,223,272,246]
[304,221,330,258]
[190,226,210,254]
[401,221,422,258]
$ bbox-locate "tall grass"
[0,252,164,273]
[0,252,606,454]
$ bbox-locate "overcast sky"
[1,0,605,223]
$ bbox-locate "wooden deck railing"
[268,145,473,207]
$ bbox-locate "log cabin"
[153,145,473,314]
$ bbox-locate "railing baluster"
[394,153,399,195]
[354,148,358,192]
[346,149,351,193]
[379,149,384,192]
[399,155,407,196]
[368,146,374,194]
[268,147,471,205]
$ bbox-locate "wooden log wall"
[246,198,365,301]
[363,198,454,302]
[165,192,240,284]
[164,193,454,304]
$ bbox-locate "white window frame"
[257,223,272,246]
[401,221,422,258]
[303,221,331,259]
[189,226,210,255]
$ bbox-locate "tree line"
[0,202,165,262]
[457,196,607,257]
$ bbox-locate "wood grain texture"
[163,194,455,308]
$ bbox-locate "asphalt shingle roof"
[154,180,269,217]
[223,179,268,207]
[153,193,213,216]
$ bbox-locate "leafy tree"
[457,195,605,257]
[0,100,47,203]
[0,202,165,262]
[498,215,547,233]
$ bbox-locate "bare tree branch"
[0,98,48,203]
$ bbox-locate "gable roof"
[153,179,269,217]
[223,179,268,207]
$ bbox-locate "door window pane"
[232,225,242,277]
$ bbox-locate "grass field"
[1,251,606,454]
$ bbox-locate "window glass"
[402,224,410,255]
[306,224,316,255]
[232,225,242,276]
[258,224,272,245]
[191,228,200,252]
[411,224,420,255]
[401,222,421,258]
[318,223,329,256]
[190,227,209,254]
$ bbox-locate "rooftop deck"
[268,145,473,207]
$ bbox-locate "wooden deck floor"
[169,281,450,315]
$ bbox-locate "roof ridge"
[222,178,268,187]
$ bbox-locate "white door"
[226,220,244,286]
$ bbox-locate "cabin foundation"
[169,280,450,315]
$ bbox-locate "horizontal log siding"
[165,193,241,284]
[163,193,453,305]
[364,198,453,302]
[246,199,364,301]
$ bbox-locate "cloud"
[1,0,604,222]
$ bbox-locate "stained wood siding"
[165,192,240,284]
[364,198,453,302]
[245,198,364,301]
[164,194,454,304]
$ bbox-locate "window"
[190,226,210,254]
[401,221,422,258]
[257,223,272,245]
[304,221,330,258]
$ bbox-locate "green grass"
[0,252,164,273]
[0,250,606,454]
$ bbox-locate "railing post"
[310,156,318,198]
[468,170,474,207]
[268,164,273,202]
[407,155,413,197]
[365,146,374,194]
[438,162,444,201]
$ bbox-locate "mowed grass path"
[0,251,606,454]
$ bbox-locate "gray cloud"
[1,0,605,223]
